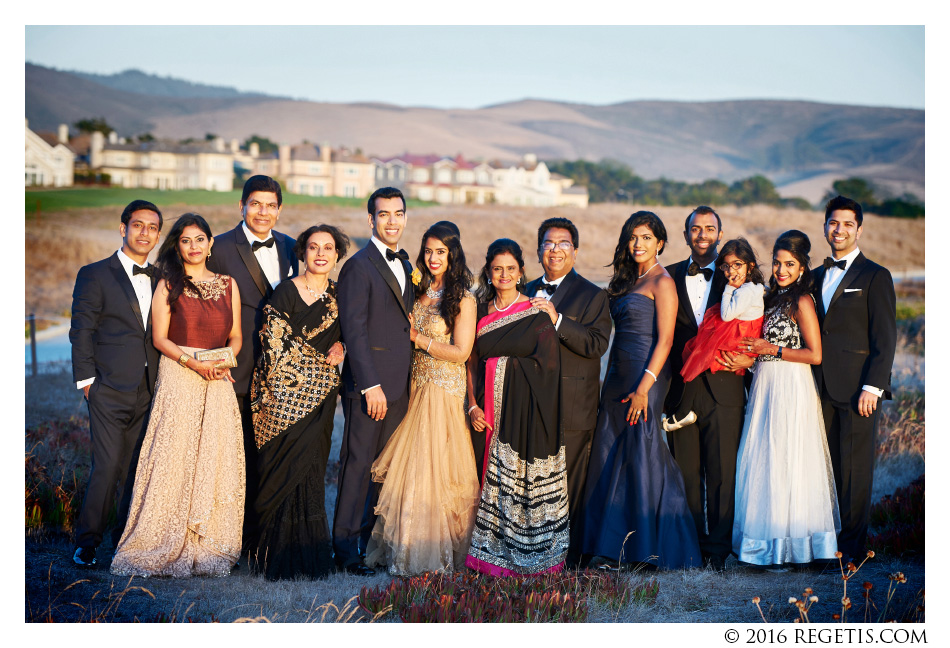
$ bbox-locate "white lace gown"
[732,303,840,566]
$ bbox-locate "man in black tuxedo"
[525,217,611,567]
[206,174,298,544]
[664,206,753,571]
[69,200,163,566]
[812,195,896,560]
[332,187,414,575]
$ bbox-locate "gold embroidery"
[476,305,542,338]
[183,274,229,301]
[409,297,467,399]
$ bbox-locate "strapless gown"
[580,292,701,569]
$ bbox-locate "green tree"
[136,132,155,143]
[243,134,279,155]
[74,117,114,135]
[826,177,878,206]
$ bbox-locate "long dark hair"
[155,213,213,305]
[606,211,667,298]
[415,222,473,331]
[764,229,814,320]
[475,238,527,303]
[718,238,766,285]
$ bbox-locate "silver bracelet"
[426,338,433,353]
[467,404,479,416]
[644,368,657,382]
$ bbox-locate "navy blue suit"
[332,240,414,566]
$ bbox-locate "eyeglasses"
[719,261,747,272]
[541,241,574,251]
[247,200,279,213]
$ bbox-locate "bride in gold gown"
[365,222,480,576]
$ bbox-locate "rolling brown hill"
[26,64,924,202]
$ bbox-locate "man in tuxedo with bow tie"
[812,195,896,560]
[525,217,611,567]
[332,186,414,575]
[664,206,753,571]
[69,200,163,566]
[207,175,298,546]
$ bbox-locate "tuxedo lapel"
[401,258,414,311]
[813,265,828,320]
[233,225,271,299]
[550,270,577,310]
[277,236,291,283]
[525,278,540,299]
[367,244,410,320]
[109,254,146,333]
[827,253,867,313]
[673,261,697,333]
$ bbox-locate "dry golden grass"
[26,202,925,316]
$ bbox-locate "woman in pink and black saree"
[464,238,569,576]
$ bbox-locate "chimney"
[249,142,260,158]
[523,153,537,167]
[230,138,239,154]
[213,136,225,153]
[321,141,330,164]
[91,131,105,169]
[58,124,69,144]
[279,144,291,177]
[108,131,118,144]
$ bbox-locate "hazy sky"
[25,25,924,110]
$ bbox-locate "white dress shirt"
[820,247,882,397]
[76,249,152,389]
[536,274,565,330]
[242,222,282,289]
[685,256,718,326]
[370,235,407,293]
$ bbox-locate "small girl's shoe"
[662,410,697,432]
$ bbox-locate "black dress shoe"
[342,563,376,576]
[73,546,97,567]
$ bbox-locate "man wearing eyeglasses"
[526,217,611,567]
[664,206,754,572]
[207,174,299,549]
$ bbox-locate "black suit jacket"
[69,252,159,393]
[206,223,298,396]
[338,241,414,402]
[664,257,744,410]
[812,252,896,403]
[525,270,611,431]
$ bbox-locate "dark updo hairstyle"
[718,238,766,286]
[475,238,527,303]
[294,224,350,262]
[606,211,668,298]
[764,229,814,320]
[155,213,213,305]
[415,222,473,331]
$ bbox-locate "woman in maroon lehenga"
[111,214,245,578]
[465,239,568,576]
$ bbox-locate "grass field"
[25,186,435,215]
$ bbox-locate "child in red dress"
[663,238,765,432]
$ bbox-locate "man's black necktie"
[386,248,410,263]
[252,238,275,252]
[539,282,557,296]
[132,264,154,278]
[823,257,847,271]
[687,261,713,281]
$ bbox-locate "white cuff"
[77,377,95,389]
[554,313,563,330]
[861,385,884,397]
[360,384,381,395]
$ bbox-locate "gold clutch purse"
[194,346,237,368]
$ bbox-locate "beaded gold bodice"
[410,294,472,400]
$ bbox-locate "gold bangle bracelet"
[178,353,190,367]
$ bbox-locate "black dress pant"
[667,373,743,561]
[564,426,595,566]
[821,384,879,558]
[235,394,258,551]
[76,374,151,549]
[331,390,409,567]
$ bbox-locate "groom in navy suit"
[332,187,414,575]
[69,200,163,566]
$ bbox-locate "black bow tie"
[386,248,409,263]
[539,282,558,296]
[687,262,713,281]
[824,257,847,271]
[252,238,275,252]
[132,264,154,278]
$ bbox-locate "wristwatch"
[776,346,783,359]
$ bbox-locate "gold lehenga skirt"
[365,380,480,576]
[110,349,245,578]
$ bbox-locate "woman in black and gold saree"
[247,225,348,580]
[465,239,569,576]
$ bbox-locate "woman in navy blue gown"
[581,212,701,570]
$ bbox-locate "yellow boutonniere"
[411,268,422,286]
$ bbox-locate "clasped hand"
[529,297,558,325]
[193,359,234,383]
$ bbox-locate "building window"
[344,184,357,197]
